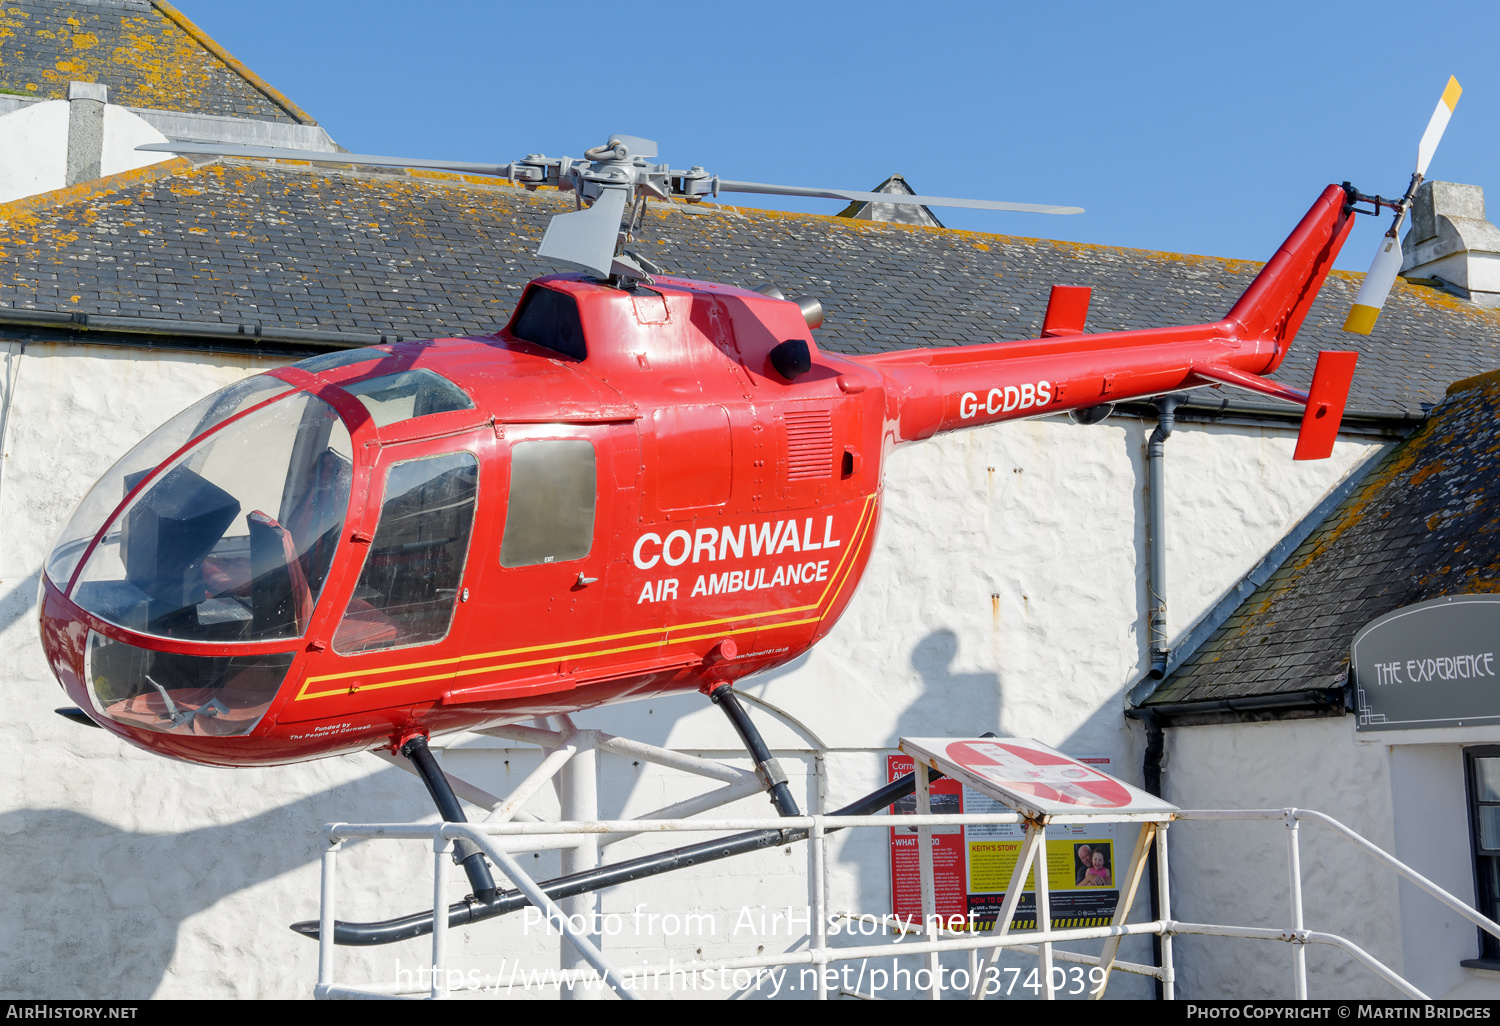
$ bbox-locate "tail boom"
[853,185,1359,458]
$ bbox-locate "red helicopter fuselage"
[39,185,1358,767]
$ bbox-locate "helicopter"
[36,78,1459,937]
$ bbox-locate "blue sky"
[187,1,1499,271]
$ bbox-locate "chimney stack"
[1400,180,1500,307]
[65,81,107,186]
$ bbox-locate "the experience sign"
[1352,594,1500,731]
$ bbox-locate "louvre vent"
[784,408,834,481]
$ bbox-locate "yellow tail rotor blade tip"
[1443,75,1463,111]
[1343,304,1380,335]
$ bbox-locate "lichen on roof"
[0,0,311,122]
[2,154,1500,419]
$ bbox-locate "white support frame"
[313,732,1500,1002]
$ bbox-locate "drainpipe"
[1141,710,1166,1000]
[1146,395,1183,679]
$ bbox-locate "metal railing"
[308,797,1500,1000]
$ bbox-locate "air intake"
[784,408,833,480]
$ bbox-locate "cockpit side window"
[333,451,478,655]
[499,440,596,568]
[510,287,587,360]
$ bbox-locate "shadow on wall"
[836,628,1003,976]
[0,765,428,999]
[895,628,1003,742]
[2,569,41,633]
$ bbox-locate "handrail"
[314,792,1468,999]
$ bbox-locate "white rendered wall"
[0,344,1388,998]
[1164,722,1500,1000]
[1160,718,1404,999]
[1388,743,1485,998]
[0,101,171,204]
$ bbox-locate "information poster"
[888,754,1121,930]
[888,755,968,921]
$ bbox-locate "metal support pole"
[813,815,828,1000]
[815,751,830,950]
[1286,810,1307,999]
[1093,821,1158,1000]
[485,732,579,824]
[915,763,940,1000]
[970,822,1044,1000]
[1157,822,1175,1001]
[559,736,601,1000]
[461,830,636,1000]
[317,840,339,992]
[1036,824,1055,1001]
[432,833,452,1000]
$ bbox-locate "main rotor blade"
[136,141,514,177]
[1416,75,1462,178]
[537,186,630,278]
[715,179,1083,215]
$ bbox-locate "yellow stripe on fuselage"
[293,495,878,701]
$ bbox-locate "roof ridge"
[0,156,196,223]
[150,1,317,125]
[1446,366,1500,396]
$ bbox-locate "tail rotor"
[1343,75,1462,334]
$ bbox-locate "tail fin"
[1225,184,1356,371]
[1293,351,1359,460]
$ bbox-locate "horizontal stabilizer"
[1293,351,1358,461]
[1192,363,1309,406]
[1192,351,1357,460]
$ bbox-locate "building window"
[1464,747,1500,962]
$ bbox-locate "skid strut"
[293,767,935,945]
[707,683,801,817]
[401,734,498,904]
[296,697,936,945]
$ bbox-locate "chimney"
[65,81,108,186]
[836,174,945,229]
[1400,180,1500,307]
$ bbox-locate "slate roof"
[2,156,1500,420]
[1145,369,1500,709]
[0,0,313,124]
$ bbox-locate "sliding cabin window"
[499,439,597,568]
[333,451,478,655]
